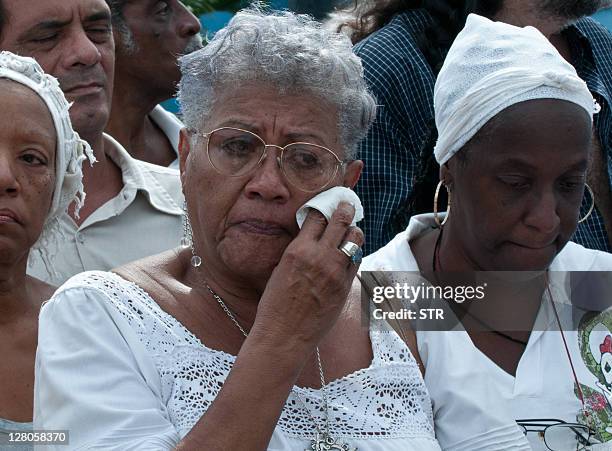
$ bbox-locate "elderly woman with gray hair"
[0,52,91,446]
[32,8,445,451]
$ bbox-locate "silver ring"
[339,240,363,265]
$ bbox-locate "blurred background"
[185,1,347,32]
[184,0,611,34]
[162,1,611,112]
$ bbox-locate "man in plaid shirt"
[353,1,612,255]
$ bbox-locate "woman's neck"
[0,256,31,320]
[183,250,262,331]
[414,225,481,272]
[411,224,547,329]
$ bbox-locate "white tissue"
[295,186,364,228]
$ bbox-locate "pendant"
[307,432,357,451]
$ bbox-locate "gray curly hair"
[177,6,377,160]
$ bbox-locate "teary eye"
[221,138,254,157]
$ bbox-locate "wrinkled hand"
[254,202,364,348]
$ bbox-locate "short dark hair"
[342,0,504,74]
[0,0,6,41]
[105,0,138,52]
[105,0,128,26]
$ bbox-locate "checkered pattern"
[353,10,434,255]
[354,11,611,254]
[568,18,612,253]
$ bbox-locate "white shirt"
[149,105,183,169]
[28,134,183,286]
[363,213,612,450]
[34,271,441,451]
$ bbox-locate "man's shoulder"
[149,105,184,135]
[354,10,430,59]
[354,11,434,91]
[133,159,183,208]
[574,17,612,43]
[553,241,612,271]
[149,105,183,157]
[573,17,612,69]
[104,133,184,214]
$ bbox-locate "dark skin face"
[0,80,56,264]
[440,99,592,272]
[409,99,594,376]
[115,0,201,99]
[179,85,363,292]
[0,0,115,140]
[0,80,56,423]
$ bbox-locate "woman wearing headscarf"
[339,0,611,256]
[0,52,91,447]
[32,7,531,450]
[362,14,612,450]
[32,8,436,451]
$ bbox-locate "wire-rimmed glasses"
[197,127,346,192]
[517,419,601,450]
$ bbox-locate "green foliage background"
[182,0,256,16]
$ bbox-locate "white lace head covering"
[433,14,599,165]
[0,51,96,269]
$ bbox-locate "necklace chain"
[433,227,528,346]
[201,279,333,437]
[433,228,594,439]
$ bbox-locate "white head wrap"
[0,52,96,269]
[433,14,600,165]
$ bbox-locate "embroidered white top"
[362,213,612,450]
[34,271,441,451]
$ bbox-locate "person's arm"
[357,271,425,375]
[35,284,181,451]
[35,206,361,451]
[177,205,362,450]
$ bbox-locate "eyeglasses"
[517,419,601,450]
[197,127,345,192]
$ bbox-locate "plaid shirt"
[354,11,611,255]
[354,10,434,255]
[566,18,612,253]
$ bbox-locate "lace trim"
[66,271,436,440]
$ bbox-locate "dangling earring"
[578,184,595,224]
[181,200,191,248]
[182,201,202,267]
[433,181,451,228]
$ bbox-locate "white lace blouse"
[34,271,441,451]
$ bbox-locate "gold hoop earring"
[578,184,595,224]
[433,181,452,228]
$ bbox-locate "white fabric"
[363,213,612,450]
[149,105,182,169]
[34,271,440,451]
[0,52,96,266]
[434,14,598,165]
[27,134,183,286]
[295,186,363,228]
